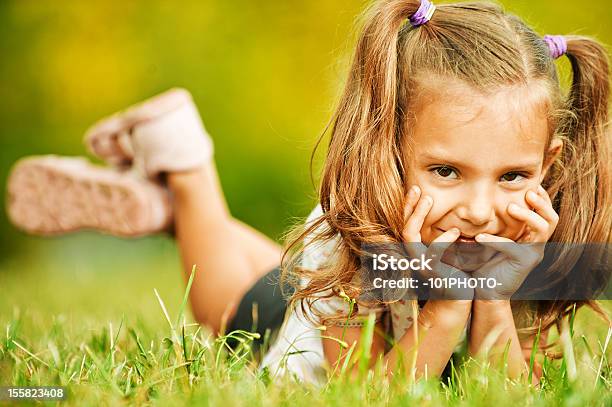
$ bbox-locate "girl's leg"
[7,89,282,335]
[168,160,282,334]
[229,219,284,276]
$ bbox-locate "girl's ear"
[540,138,563,182]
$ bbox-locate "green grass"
[0,241,611,406]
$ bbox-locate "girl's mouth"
[435,228,488,252]
[438,229,485,251]
[437,228,479,243]
[440,229,484,250]
[458,234,477,243]
[457,235,483,252]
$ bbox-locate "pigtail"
[320,0,422,294]
[524,36,612,340]
[283,0,430,323]
[320,0,422,246]
[561,36,612,328]
[552,36,611,244]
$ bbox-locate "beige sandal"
[6,155,172,237]
[84,88,213,179]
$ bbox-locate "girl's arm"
[324,187,473,378]
[324,299,472,378]
[322,187,473,377]
[469,186,559,383]
[468,300,529,380]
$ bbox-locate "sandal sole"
[6,156,171,237]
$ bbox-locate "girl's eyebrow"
[419,153,542,172]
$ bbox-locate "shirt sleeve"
[300,204,387,327]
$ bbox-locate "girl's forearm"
[469,300,528,379]
[384,300,472,379]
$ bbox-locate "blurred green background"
[0,1,610,318]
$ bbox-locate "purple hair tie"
[410,0,436,27]
[543,35,567,59]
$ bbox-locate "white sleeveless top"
[260,204,427,384]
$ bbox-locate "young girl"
[7,0,610,385]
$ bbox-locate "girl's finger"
[414,229,466,286]
[516,226,532,243]
[526,189,559,227]
[537,185,553,206]
[476,232,544,269]
[402,194,433,242]
[507,203,550,242]
[402,241,428,259]
[403,185,421,221]
[474,233,524,259]
[426,227,461,260]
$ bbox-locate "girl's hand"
[471,186,559,300]
[401,186,473,300]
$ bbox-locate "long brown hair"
[281,0,611,338]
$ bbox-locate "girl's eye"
[432,166,458,179]
[429,167,528,183]
[500,172,526,183]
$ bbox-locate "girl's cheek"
[515,179,542,208]
[504,185,533,211]
[421,188,450,230]
[498,192,528,238]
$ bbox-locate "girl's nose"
[457,187,494,226]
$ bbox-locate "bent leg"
[229,219,283,279]
[168,161,282,334]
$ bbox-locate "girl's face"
[406,83,560,248]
